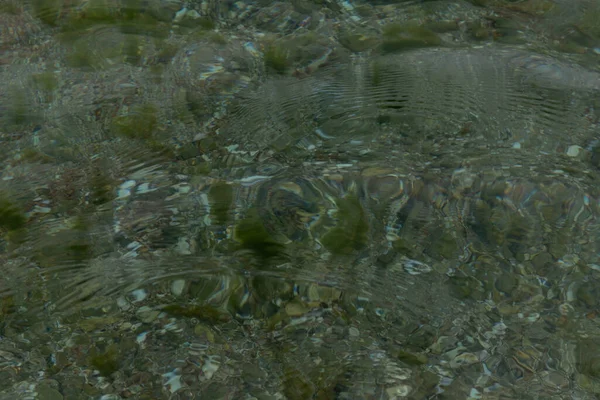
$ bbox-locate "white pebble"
[402,259,432,275]
[130,289,147,303]
[171,280,186,296]
[566,145,582,157]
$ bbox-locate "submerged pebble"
[401,259,433,275]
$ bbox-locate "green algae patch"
[6,86,32,126]
[283,367,315,400]
[381,23,441,53]
[88,169,116,206]
[31,0,61,26]
[234,208,285,260]
[111,104,158,139]
[56,0,169,40]
[424,21,458,33]
[576,6,600,40]
[395,349,428,366]
[0,1,21,14]
[31,72,58,93]
[321,194,369,255]
[208,32,227,45]
[0,198,26,232]
[208,182,233,226]
[339,33,379,53]
[263,43,291,74]
[88,344,120,377]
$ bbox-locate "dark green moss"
[111,104,158,139]
[82,0,117,23]
[321,195,369,255]
[424,21,458,33]
[0,1,21,14]
[392,237,421,259]
[19,148,53,164]
[0,199,26,231]
[31,0,61,26]
[156,43,179,62]
[88,345,120,377]
[425,230,459,260]
[208,32,227,45]
[371,60,382,87]
[447,275,483,300]
[208,182,233,225]
[66,243,92,262]
[123,35,141,65]
[185,90,212,119]
[464,0,489,5]
[7,88,29,126]
[283,367,315,400]
[235,208,285,259]
[89,170,115,206]
[355,4,374,17]
[198,17,216,30]
[395,349,428,365]
[35,234,93,268]
[577,339,600,377]
[0,295,16,316]
[118,15,169,38]
[31,72,58,92]
[339,33,378,53]
[58,0,168,39]
[264,43,290,74]
[65,42,95,68]
[119,0,143,20]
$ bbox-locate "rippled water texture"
[2,0,600,399]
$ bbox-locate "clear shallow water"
[1,0,600,399]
